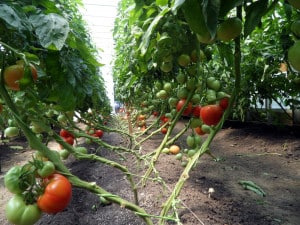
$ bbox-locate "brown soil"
[0,119,300,225]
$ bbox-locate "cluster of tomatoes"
[159,114,170,134]
[4,156,72,225]
[86,127,104,138]
[136,114,147,131]
[59,129,75,147]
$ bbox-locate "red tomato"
[152,111,159,117]
[37,173,72,214]
[194,126,205,135]
[200,105,224,126]
[176,99,193,116]
[160,115,166,121]
[161,127,168,134]
[64,136,74,145]
[59,129,74,138]
[219,97,229,110]
[94,130,103,138]
[162,117,169,124]
[192,105,201,117]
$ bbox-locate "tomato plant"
[6,194,42,225]
[37,173,72,214]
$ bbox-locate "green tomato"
[59,149,70,160]
[157,90,168,99]
[186,135,195,148]
[176,73,186,84]
[206,89,217,102]
[163,82,172,93]
[160,61,173,73]
[175,153,183,160]
[191,93,201,104]
[186,77,196,90]
[75,146,88,154]
[6,194,42,225]
[181,160,188,167]
[207,77,221,91]
[177,87,188,99]
[37,161,55,178]
[187,149,197,157]
[190,118,202,128]
[201,124,211,134]
[4,127,19,138]
[4,166,24,194]
[177,54,191,67]
[162,147,170,154]
[217,91,230,99]
[194,135,202,146]
[168,97,178,108]
[57,114,67,124]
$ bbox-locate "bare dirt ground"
[0,118,299,225]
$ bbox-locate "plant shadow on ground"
[0,119,300,225]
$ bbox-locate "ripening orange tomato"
[4,64,37,91]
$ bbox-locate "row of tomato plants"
[112,0,300,223]
[0,1,154,225]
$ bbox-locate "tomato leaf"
[217,43,234,67]
[0,4,27,30]
[244,0,268,38]
[219,0,244,18]
[156,0,168,7]
[139,7,170,56]
[202,0,221,39]
[30,13,70,50]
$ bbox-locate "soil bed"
[0,119,299,225]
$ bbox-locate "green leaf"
[0,4,25,30]
[217,43,234,67]
[24,52,40,65]
[219,0,244,18]
[202,0,221,38]
[139,7,171,56]
[156,0,168,7]
[244,0,268,38]
[30,13,70,50]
